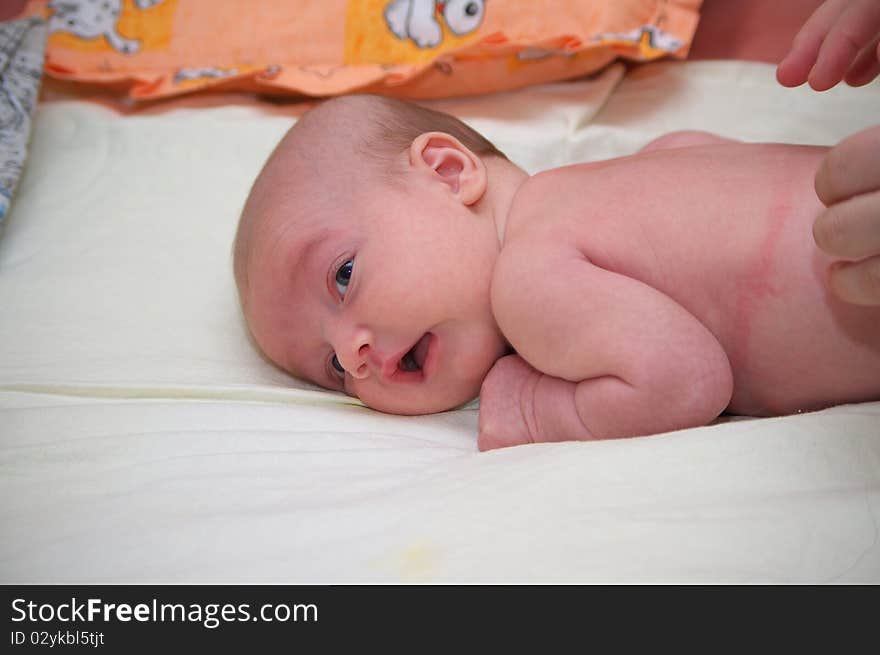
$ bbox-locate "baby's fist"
[477,354,543,451]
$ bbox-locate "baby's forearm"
[516,373,596,443]
[478,355,730,450]
[522,374,713,442]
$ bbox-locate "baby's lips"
[412,332,433,369]
[381,342,417,381]
[382,333,435,383]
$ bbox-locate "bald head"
[234,95,505,305]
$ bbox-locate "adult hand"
[813,125,880,305]
[777,0,880,90]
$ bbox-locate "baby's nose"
[337,328,374,380]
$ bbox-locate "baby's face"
[244,176,508,414]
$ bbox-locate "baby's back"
[506,142,880,415]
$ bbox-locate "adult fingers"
[827,256,880,305]
[813,190,880,259]
[808,0,880,90]
[815,126,880,206]
[778,0,849,87]
[843,35,880,86]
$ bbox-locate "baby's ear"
[409,132,487,205]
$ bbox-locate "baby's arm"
[639,131,736,153]
[479,241,734,450]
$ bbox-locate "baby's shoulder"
[504,165,594,244]
[495,170,588,297]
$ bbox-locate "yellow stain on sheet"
[390,542,443,581]
[48,0,177,53]
[400,543,441,580]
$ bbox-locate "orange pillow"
[23,0,701,100]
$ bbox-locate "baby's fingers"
[815,125,880,206]
[808,0,880,90]
[827,256,880,305]
[778,0,849,87]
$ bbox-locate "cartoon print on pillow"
[384,0,485,48]
[48,0,165,55]
[173,66,239,85]
[593,24,683,58]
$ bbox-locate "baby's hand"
[813,125,880,305]
[478,355,586,451]
[777,0,880,90]
[477,355,543,451]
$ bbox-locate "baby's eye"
[330,353,345,377]
[335,260,353,297]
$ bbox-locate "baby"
[234,94,880,450]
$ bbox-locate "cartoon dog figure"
[48,0,164,55]
[384,0,485,48]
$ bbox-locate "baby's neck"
[485,159,529,248]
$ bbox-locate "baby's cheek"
[342,379,361,399]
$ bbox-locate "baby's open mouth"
[398,333,432,373]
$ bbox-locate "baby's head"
[234,94,522,414]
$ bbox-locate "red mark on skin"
[729,194,791,378]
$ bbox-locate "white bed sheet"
[1,61,879,583]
